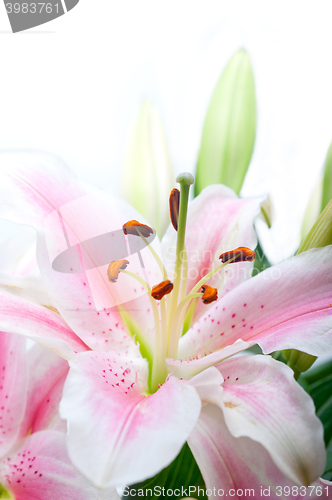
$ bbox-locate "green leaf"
[195,49,256,196]
[301,359,332,446]
[122,442,207,500]
[321,140,332,211]
[323,440,332,480]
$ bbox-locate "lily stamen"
[123,220,153,237]
[107,259,129,282]
[219,246,256,263]
[151,280,174,301]
[200,285,218,304]
[122,220,168,280]
[169,188,180,231]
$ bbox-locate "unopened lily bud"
[300,179,323,243]
[119,101,174,237]
[321,139,332,211]
[298,199,332,254]
[195,49,256,196]
[285,201,332,377]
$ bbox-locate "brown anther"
[122,220,153,238]
[169,188,180,231]
[219,247,256,263]
[151,280,174,300]
[107,259,129,283]
[200,285,218,304]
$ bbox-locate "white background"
[0,0,332,262]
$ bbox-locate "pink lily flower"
[0,152,331,492]
[0,330,119,500]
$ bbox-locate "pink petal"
[0,151,91,230]
[0,332,27,457]
[0,290,89,359]
[0,430,119,500]
[0,151,157,355]
[179,246,332,359]
[0,273,55,310]
[166,339,254,379]
[210,355,326,486]
[42,192,162,355]
[19,344,69,437]
[162,185,263,322]
[189,404,331,499]
[60,351,201,488]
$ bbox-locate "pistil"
[167,173,194,343]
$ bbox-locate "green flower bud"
[195,49,256,196]
[298,198,332,254]
[321,139,332,212]
[285,194,332,377]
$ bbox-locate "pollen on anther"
[219,247,256,263]
[151,280,174,300]
[107,260,129,283]
[200,285,218,304]
[123,220,153,237]
[169,188,180,231]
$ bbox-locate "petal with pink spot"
[0,430,119,500]
[60,351,201,488]
[179,246,332,359]
[0,332,27,457]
